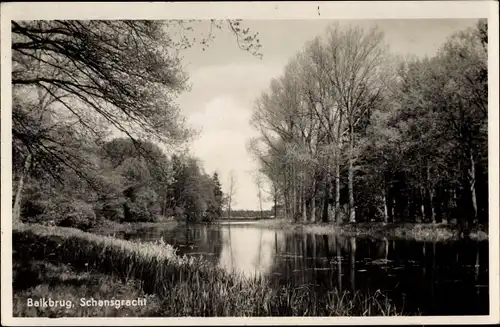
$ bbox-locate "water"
[104,221,489,316]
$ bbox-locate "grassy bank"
[13,260,161,317]
[256,219,488,242]
[87,218,179,235]
[13,223,405,317]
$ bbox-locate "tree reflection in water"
[112,223,489,315]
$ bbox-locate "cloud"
[177,62,285,115]
[186,95,268,210]
[188,96,252,133]
[176,62,284,210]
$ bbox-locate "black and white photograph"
[1,1,499,325]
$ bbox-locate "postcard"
[1,1,498,325]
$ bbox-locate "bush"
[22,193,98,231]
[123,201,156,222]
[97,197,126,222]
[20,180,54,223]
[57,200,98,230]
[123,186,160,222]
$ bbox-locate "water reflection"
[218,227,285,278]
[104,222,489,316]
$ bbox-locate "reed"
[13,224,405,317]
[13,260,161,317]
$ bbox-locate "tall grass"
[13,224,405,317]
[13,260,161,317]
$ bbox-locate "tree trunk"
[322,176,329,223]
[451,187,458,222]
[392,196,397,223]
[274,190,278,218]
[310,179,316,222]
[310,196,316,222]
[427,165,436,224]
[469,151,478,225]
[384,237,389,262]
[13,153,32,226]
[382,187,389,224]
[348,156,355,223]
[292,164,297,220]
[442,187,449,224]
[302,191,307,223]
[420,186,426,221]
[286,165,291,218]
[348,121,356,223]
[335,159,341,223]
[387,184,394,222]
[311,234,316,259]
[300,171,307,222]
[430,187,436,224]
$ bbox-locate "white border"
[1,1,499,326]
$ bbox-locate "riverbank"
[13,223,405,317]
[252,219,488,242]
[87,218,179,235]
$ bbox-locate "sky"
[174,19,479,210]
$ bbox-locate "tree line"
[11,20,261,229]
[222,209,274,219]
[18,136,226,229]
[249,20,488,229]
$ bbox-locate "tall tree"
[254,171,265,219]
[211,172,224,220]
[12,19,261,224]
[322,24,392,223]
[226,171,238,220]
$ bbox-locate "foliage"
[168,156,224,222]
[250,20,488,229]
[222,209,273,219]
[12,19,260,226]
[19,136,226,228]
[123,186,161,223]
[21,182,97,230]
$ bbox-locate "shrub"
[123,186,160,222]
[98,197,126,222]
[123,201,155,222]
[56,200,98,230]
[22,192,98,231]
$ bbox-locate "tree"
[390,20,488,227]
[210,172,224,220]
[226,171,238,220]
[438,20,488,225]
[250,20,486,229]
[321,24,393,223]
[254,171,265,219]
[250,23,393,224]
[12,19,262,225]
